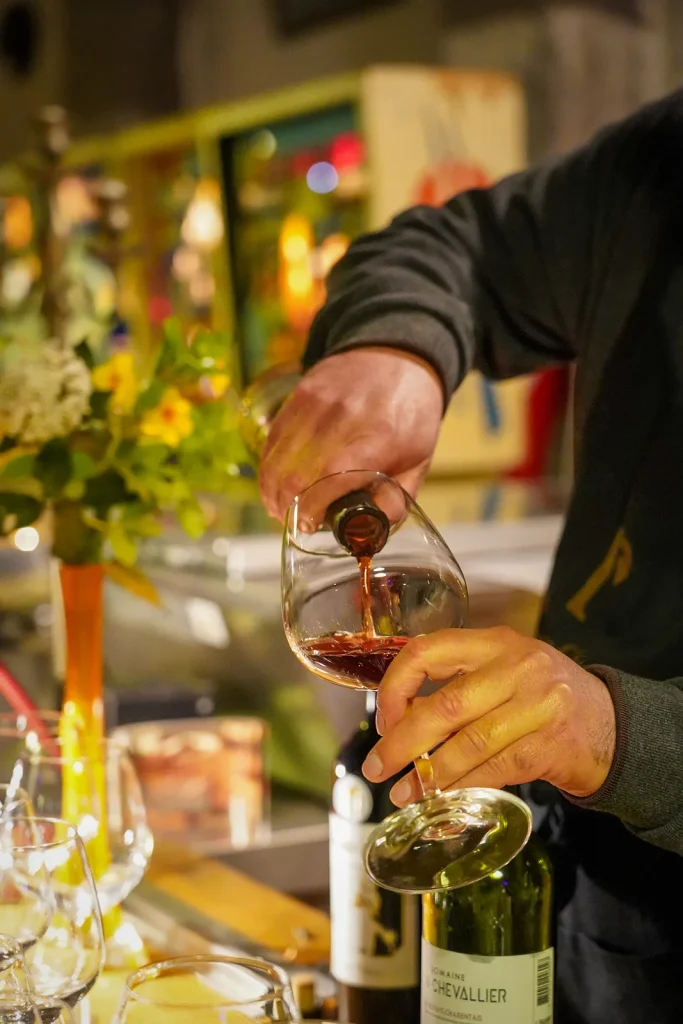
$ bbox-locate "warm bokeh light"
[13,526,40,553]
[181,179,224,251]
[2,195,33,250]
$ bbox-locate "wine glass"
[283,470,532,894]
[113,955,298,1023]
[0,933,38,1021]
[0,786,33,820]
[0,818,105,1009]
[6,739,153,914]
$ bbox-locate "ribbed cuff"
[564,665,683,839]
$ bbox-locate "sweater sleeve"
[566,667,683,856]
[304,91,683,397]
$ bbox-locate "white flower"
[0,341,92,444]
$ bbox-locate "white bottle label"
[421,939,554,1024]
[329,809,419,989]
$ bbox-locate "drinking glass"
[0,786,33,820]
[0,713,75,792]
[6,740,153,913]
[114,955,298,1023]
[283,470,532,894]
[0,933,37,1021]
[0,818,104,1009]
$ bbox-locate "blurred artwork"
[223,110,364,384]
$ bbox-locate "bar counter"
[91,838,331,1020]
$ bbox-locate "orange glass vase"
[59,562,146,968]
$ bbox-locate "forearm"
[305,90,683,399]
[566,666,683,855]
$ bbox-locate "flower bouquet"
[0,108,251,966]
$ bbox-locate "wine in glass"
[0,818,105,1010]
[114,955,298,1023]
[283,470,532,894]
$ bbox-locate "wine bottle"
[330,692,420,1024]
[421,829,554,1024]
[238,365,389,559]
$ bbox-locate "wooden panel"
[144,840,330,965]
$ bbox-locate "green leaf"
[108,523,138,566]
[163,317,185,353]
[74,340,95,370]
[90,391,111,420]
[177,499,207,539]
[0,493,43,536]
[71,451,97,480]
[156,317,186,374]
[83,469,135,515]
[135,378,165,414]
[130,444,170,471]
[63,480,85,500]
[34,440,72,499]
[0,453,35,481]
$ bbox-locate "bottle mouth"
[333,504,390,558]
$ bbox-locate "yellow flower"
[140,387,194,447]
[203,373,231,399]
[92,352,138,413]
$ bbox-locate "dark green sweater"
[304,89,683,860]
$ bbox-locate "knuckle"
[518,645,555,678]
[432,684,463,725]
[405,634,431,662]
[492,624,517,645]
[550,681,576,720]
[459,724,491,760]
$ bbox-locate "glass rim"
[22,736,128,767]
[284,469,411,556]
[286,468,402,514]
[1,815,82,851]
[122,955,291,1010]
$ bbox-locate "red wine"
[330,693,420,1024]
[299,632,409,690]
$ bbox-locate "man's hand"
[259,347,444,520]
[361,626,616,804]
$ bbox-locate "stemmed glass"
[0,935,75,1023]
[0,818,105,1010]
[2,738,153,914]
[113,955,298,1023]
[0,786,33,820]
[283,470,531,893]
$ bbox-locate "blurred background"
[0,0,673,899]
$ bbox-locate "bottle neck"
[365,691,377,718]
[325,490,390,558]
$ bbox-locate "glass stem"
[414,752,441,798]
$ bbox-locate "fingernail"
[376,708,385,735]
[390,777,413,806]
[362,751,383,781]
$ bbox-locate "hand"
[362,626,616,804]
[259,347,444,520]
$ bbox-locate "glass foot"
[364,787,532,894]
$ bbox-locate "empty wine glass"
[113,955,298,1023]
[283,470,532,894]
[0,933,37,1021]
[8,740,153,914]
[0,818,104,1010]
[0,786,33,820]
[0,714,74,796]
